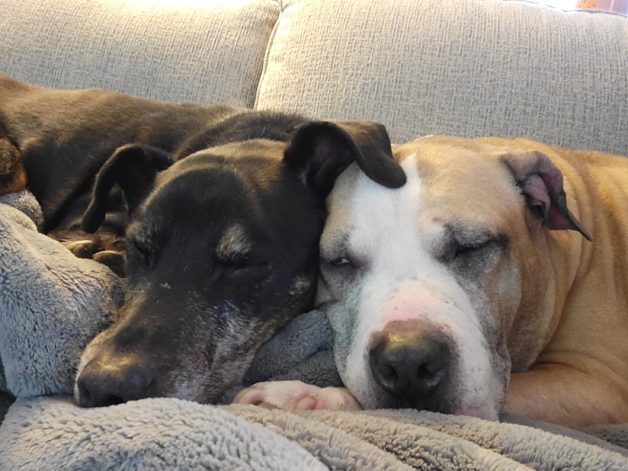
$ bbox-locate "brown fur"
[0,135,26,195]
[395,136,628,427]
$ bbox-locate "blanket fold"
[244,307,342,387]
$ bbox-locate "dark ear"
[502,150,591,241]
[81,144,171,233]
[283,120,406,197]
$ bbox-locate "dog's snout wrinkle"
[369,324,450,406]
[76,360,155,407]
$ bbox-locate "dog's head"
[318,136,590,419]
[74,120,405,407]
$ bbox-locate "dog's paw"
[92,250,126,277]
[63,239,126,276]
[65,239,97,258]
[233,380,362,411]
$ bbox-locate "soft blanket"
[1,398,627,470]
[1,191,627,470]
[0,191,123,398]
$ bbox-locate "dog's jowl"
[0,74,406,406]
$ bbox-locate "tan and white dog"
[236,136,628,428]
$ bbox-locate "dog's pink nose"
[368,322,450,404]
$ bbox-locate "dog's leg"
[234,381,362,411]
[504,365,628,428]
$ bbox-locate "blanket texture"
[0,191,123,398]
[1,397,627,470]
[1,190,627,470]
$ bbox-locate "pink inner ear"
[504,151,591,240]
[520,174,550,215]
[521,173,576,231]
[546,204,576,230]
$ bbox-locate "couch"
[0,0,627,469]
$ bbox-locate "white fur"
[327,155,499,419]
[217,224,250,259]
[289,275,312,297]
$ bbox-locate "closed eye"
[453,239,494,258]
[328,256,353,267]
[441,233,508,264]
[322,252,365,270]
[216,257,271,278]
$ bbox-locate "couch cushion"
[0,0,280,106]
[257,0,628,154]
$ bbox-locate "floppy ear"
[81,143,171,233]
[502,150,591,241]
[283,120,406,197]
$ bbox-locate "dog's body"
[237,136,628,428]
[0,74,241,270]
[0,74,405,407]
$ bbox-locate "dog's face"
[318,136,589,419]
[75,121,405,407]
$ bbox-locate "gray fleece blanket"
[1,191,627,470]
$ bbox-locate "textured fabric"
[0,0,280,106]
[0,191,123,398]
[0,398,325,471]
[258,0,628,154]
[585,424,628,450]
[243,309,342,388]
[222,308,342,403]
[1,397,627,470]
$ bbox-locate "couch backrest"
[0,0,626,154]
[0,0,279,106]
[258,0,628,154]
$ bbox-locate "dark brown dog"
[0,74,406,407]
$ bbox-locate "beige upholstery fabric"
[258,0,628,154]
[0,0,280,106]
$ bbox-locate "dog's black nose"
[76,361,154,407]
[369,331,449,402]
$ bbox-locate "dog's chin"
[415,391,500,421]
[451,402,500,421]
[164,373,243,406]
[352,383,500,421]
[389,396,499,421]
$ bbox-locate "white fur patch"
[326,155,499,419]
[217,224,250,259]
[289,275,312,296]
